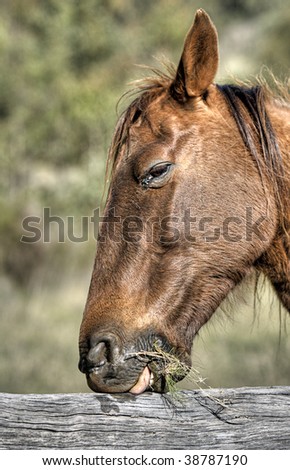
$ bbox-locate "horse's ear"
[171,9,218,100]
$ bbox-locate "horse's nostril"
[87,341,107,369]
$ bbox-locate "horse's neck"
[259,98,290,315]
[265,98,290,245]
[267,99,290,175]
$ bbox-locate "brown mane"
[107,67,175,172]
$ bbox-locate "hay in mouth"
[127,344,198,394]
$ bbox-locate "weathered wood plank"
[0,387,290,449]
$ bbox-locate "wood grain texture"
[0,387,290,449]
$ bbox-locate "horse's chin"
[87,372,134,394]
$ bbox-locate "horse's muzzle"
[79,333,145,393]
[78,331,190,394]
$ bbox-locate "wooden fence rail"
[0,387,290,449]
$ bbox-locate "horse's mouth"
[88,364,160,394]
[129,359,189,394]
[128,366,154,394]
[87,359,185,394]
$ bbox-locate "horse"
[78,9,290,394]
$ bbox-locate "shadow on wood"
[0,387,290,449]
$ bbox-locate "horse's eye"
[141,162,173,188]
[149,163,171,178]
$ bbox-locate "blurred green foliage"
[0,0,289,393]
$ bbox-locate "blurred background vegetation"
[0,0,289,394]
